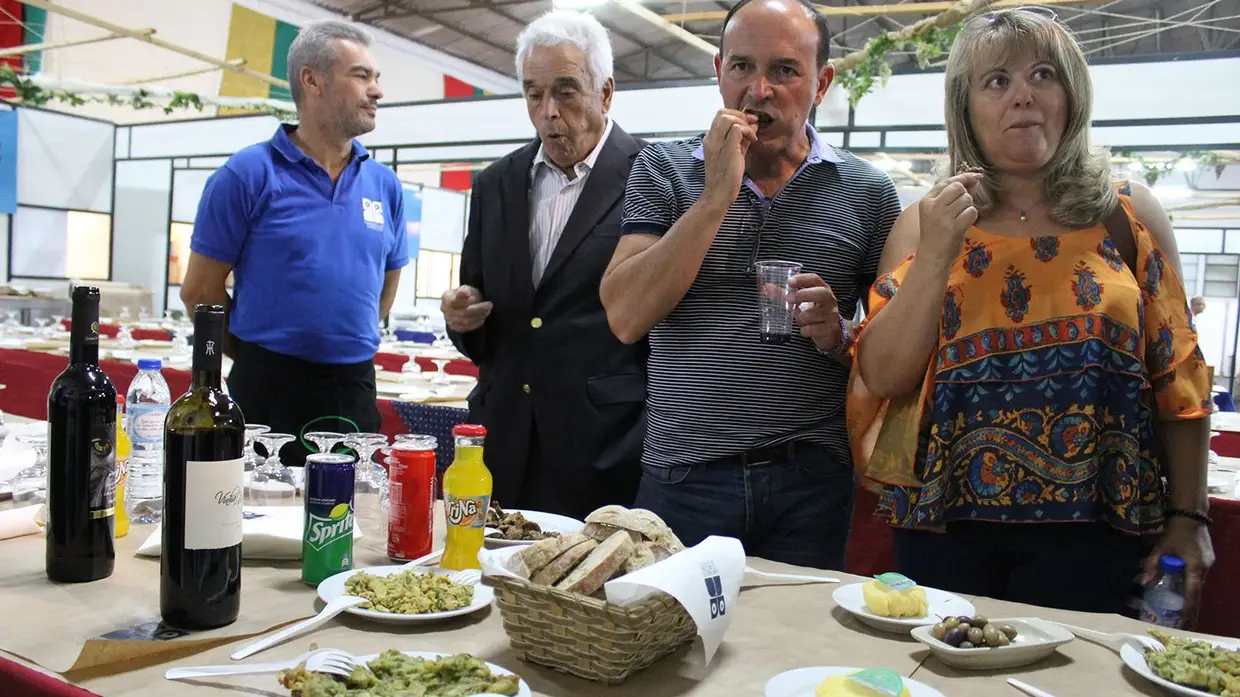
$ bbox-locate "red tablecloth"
[372,352,478,378]
[0,349,407,439]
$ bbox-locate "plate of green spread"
[278,649,530,697]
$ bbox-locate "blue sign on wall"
[0,111,17,215]
[402,186,422,260]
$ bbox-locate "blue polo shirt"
[191,125,409,364]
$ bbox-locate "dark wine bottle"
[160,304,245,630]
[46,286,117,582]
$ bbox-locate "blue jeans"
[634,443,854,570]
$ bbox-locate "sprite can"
[303,453,356,586]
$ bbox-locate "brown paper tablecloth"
[0,494,1225,697]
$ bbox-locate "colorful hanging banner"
[0,110,19,214]
[220,3,299,114]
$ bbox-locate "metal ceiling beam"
[613,0,719,56]
[485,3,705,79]
[661,0,1109,23]
[14,0,286,88]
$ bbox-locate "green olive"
[958,623,972,634]
[960,641,975,649]
[972,615,989,627]
[944,617,960,629]
[983,624,1003,646]
[930,622,948,640]
[999,624,1018,640]
[996,632,1011,647]
[967,627,984,645]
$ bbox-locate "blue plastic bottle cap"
[137,358,163,370]
[1159,554,1187,575]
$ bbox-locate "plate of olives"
[911,616,1075,670]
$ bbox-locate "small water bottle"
[1141,554,1187,629]
[125,358,172,524]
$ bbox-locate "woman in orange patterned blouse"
[850,8,1214,618]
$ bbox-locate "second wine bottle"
[160,304,245,630]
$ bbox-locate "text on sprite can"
[303,452,356,586]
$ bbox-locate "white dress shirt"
[527,118,614,287]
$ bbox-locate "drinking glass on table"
[243,424,270,472]
[344,432,389,494]
[12,432,49,507]
[754,260,803,345]
[305,431,346,456]
[249,432,298,505]
[431,358,451,384]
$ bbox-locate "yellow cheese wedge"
[816,674,912,697]
[861,578,929,618]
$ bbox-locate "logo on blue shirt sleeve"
[362,197,385,230]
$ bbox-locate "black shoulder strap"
[1105,182,1138,274]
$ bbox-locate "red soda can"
[387,436,437,562]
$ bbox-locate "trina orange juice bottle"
[440,424,491,571]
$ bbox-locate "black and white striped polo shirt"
[621,127,902,469]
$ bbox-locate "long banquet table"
[2,491,1235,697]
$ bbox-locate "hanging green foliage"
[835,25,963,109]
[0,65,295,121]
[1118,150,1230,186]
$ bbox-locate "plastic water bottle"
[126,358,172,524]
[1141,554,1187,628]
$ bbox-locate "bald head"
[720,0,831,68]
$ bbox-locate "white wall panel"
[848,132,882,148]
[128,115,281,158]
[189,157,230,168]
[17,109,114,213]
[172,169,214,224]
[113,160,174,316]
[1094,123,1240,148]
[846,57,1240,128]
[115,128,130,159]
[398,143,525,163]
[419,187,468,252]
[1176,228,1226,254]
[10,207,69,278]
[884,130,950,149]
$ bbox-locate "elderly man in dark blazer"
[442,9,646,520]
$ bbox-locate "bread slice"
[621,539,679,575]
[585,506,683,551]
[505,533,587,580]
[583,521,641,544]
[531,538,598,586]
[555,530,635,597]
[629,509,684,552]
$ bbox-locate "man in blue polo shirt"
[181,20,408,466]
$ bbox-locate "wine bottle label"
[88,418,116,520]
[183,457,245,550]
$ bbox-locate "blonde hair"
[943,8,1117,228]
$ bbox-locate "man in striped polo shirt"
[601,0,901,569]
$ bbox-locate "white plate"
[765,666,945,697]
[910,617,1074,670]
[484,509,585,548]
[317,565,494,624]
[832,582,975,633]
[350,650,532,697]
[1208,473,1231,491]
[1120,635,1240,697]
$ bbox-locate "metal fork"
[165,648,365,681]
[1050,622,1166,653]
[448,569,482,585]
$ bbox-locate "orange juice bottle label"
[446,495,490,529]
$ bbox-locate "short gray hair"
[515,10,613,90]
[287,19,374,105]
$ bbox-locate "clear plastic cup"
[755,260,803,344]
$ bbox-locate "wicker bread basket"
[482,573,697,684]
